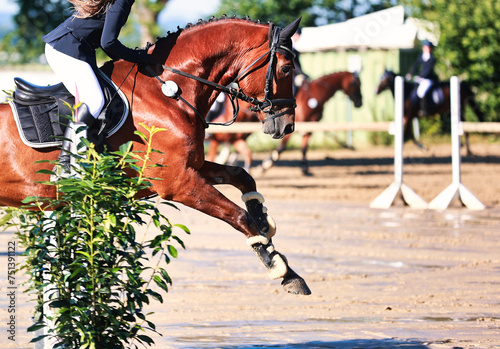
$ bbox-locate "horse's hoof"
[281,268,311,295]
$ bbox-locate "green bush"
[2,124,189,348]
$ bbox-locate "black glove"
[133,49,153,65]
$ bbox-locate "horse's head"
[235,18,301,139]
[140,17,301,139]
[343,72,363,108]
[376,69,396,94]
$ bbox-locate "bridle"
[146,24,297,128]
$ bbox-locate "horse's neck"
[313,72,349,101]
[160,21,267,83]
[150,22,267,114]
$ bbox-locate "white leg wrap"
[241,191,265,204]
[268,254,288,279]
[271,149,280,161]
[246,235,269,247]
[261,158,274,170]
[247,237,287,279]
[266,214,276,238]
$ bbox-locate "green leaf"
[49,300,68,308]
[137,334,155,345]
[174,223,191,234]
[29,334,49,343]
[160,268,172,285]
[36,169,56,175]
[27,322,46,332]
[153,275,169,292]
[146,289,163,303]
[133,130,148,142]
[167,245,178,258]
[75,250,93,260]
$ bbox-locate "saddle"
[9,69,129,149]
[410,82,445,111]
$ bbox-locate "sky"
[0,0,17,14]
[0,0,221,37]
[159,0,220,31]
[0,0,220,23]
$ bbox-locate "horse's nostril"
[284,123,294,135]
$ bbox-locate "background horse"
[0,17,311,294]
[260,71,363,175]
[207,71,363,176]
[376,69,484,154]
[206,96,257,172]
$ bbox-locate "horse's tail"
[460,81,485,122]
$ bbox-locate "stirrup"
[50,154,71,181]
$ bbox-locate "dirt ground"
[1,139,499,348]
[248,138,500,208]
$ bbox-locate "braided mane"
[150,15,269,48]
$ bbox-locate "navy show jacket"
[409,54,438,80]
[43,0,146,67]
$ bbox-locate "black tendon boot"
[53,103,96,179]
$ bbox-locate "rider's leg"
[417,79,432,116]
[45,44,103,172]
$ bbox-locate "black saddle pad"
[9,69,129,149]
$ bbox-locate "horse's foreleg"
[200,161,274,237]
[300,133,312,176]
[463,133,473,156]
[233,139,252,172]
[247,234,311,295]
[198,161,311,295]
[206,138,219,162]
[259,133,292,173]
[404,116,426,150]
[460,112,473,156]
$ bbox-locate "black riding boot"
[55,103,96,177]
[419,96,429,116]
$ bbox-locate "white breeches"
[45,44,103,119]
[417,79,433,98]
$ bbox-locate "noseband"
[146,24,296,128]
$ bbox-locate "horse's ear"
[280,17,302,40]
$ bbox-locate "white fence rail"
[208,121,500,134]
[462,122,500,133]
[208,121,392,133]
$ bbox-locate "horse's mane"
[150,15,268,48]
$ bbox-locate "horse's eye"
[281,65,291,75]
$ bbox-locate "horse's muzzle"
[262,108,295,139]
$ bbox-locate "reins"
[144,24,296,129]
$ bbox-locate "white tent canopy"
[294,6,435,52]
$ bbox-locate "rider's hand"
[133,49,154,65]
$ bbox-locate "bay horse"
[0,17,311,295]
[376,69,484,154]
[207,71,363,176]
